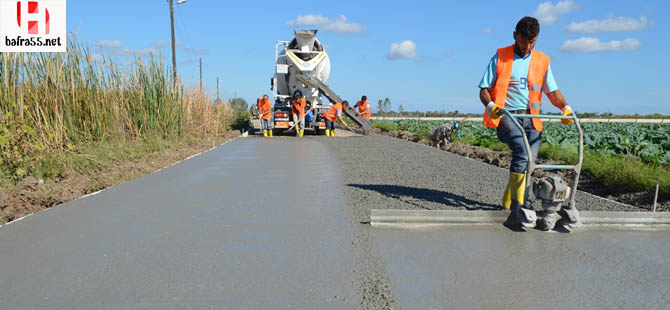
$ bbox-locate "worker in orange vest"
[291,92,306,137]
[322,99,350,137]
[478,16,575,229]
[356,95,371,120]
[257,94,273,137]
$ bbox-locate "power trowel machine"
[501,109,584,232]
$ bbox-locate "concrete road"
[2,135,669,310]
[0,138,358,309]
[374,226,670,310]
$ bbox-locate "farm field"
[372,119,670,203]
[373,119,670,164]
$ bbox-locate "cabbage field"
[373,119,670,166]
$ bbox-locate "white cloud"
[386,40,417,60]
[97,40,122,49]
[287,14,367,34]
[532,0,580,25]
[321,16,367,33]
[560,37,640,53]
[287,14,330,26]
[96,40,130,56]
[567,15,647,33]
[482,27,493,35]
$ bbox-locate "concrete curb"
[370,209,670,230]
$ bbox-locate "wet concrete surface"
[0,138,358,309]
[324,134,668,309]
[325,134,642,213]
[2,133,667,309]
[374,226,670,310]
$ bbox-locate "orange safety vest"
[258,98,272,120]
[484,45,558,132]
[323,102,342,122]
[291,98,306,119]
[356,100,371,119]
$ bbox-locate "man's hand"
[486,102,503,119]
[561,105,574,125]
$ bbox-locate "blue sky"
[66,0,668,114]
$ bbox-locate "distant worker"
[257,94,273,137]
[291,92,307,137]
[478,16,575,228]
[356,95,371,120]
[428,121,459,148]
[322,99,350,137]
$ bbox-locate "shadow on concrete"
[348,184,501,211]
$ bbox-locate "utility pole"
[169,0,177,86]
[216,77,220,102]
[199,58,203,92]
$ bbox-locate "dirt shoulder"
[374,129,668,212]
[0,131,240,225]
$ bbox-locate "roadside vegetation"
[372,119,670,196]
[0,36,237,189]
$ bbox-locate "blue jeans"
[261,118,271,130]
[496,114,542,174]
[325,119,335,130]
[292,114,304,130]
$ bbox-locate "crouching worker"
[478,16,575,228]
[322,99,350,137]
[258,94,273,137]
[291,92,306,138]
[428,121,459,148]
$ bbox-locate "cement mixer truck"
[270,29,372,135]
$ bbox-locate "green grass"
[540,145,670,196]
[455,134,509,152]
[0,136,197,190]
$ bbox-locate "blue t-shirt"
[479,50,558,111]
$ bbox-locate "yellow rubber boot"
[263,130,268,137]
[326,129,331,137]
[331,129,336,137]
[269,130,273,137]
[299,129,304,137]
[501,181,512,210]
[509,172,527,207]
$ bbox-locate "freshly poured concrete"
[373,226,670,310]
[2,133,669,309]
[0,138,358,309]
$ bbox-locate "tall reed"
[0,35,230,178]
